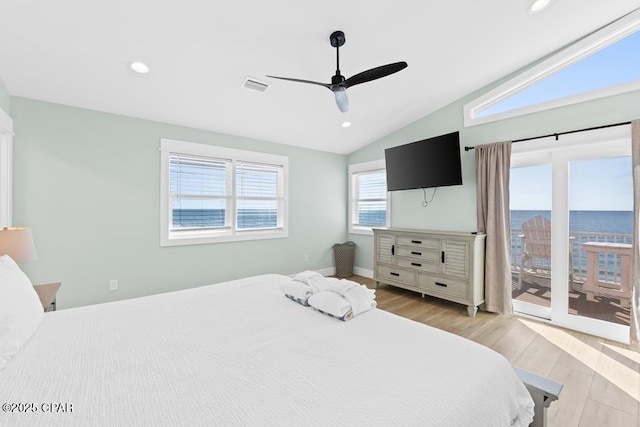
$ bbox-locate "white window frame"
[464,9,640,127]
[0,107,13,228]
[348,159,390,235]
[160,138,288,246]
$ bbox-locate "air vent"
[242,76,268,92]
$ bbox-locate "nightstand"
[33,282,62,312]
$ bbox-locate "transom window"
[464,9,640,126]
[161,139,288,246]
[348,160,390,235]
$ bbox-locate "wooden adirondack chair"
[518,215,574,290]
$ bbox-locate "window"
[348,160,390,235]
[160,138,288,246]
[0,107,13,228]
[464,9,640,126]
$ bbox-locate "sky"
[480,30,640,117]
[510,156,632,211]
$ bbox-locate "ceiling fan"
[267,31,407,113]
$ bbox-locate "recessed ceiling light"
[342,121,352,128]
[529,0,553,13]
[130,61,149,74]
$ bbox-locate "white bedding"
[0,274,534,426]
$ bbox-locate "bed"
[1,272,542,426]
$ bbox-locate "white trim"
[348,159,386,174]
[306,267,372,279]
[353,266,373,279]
[348,159,390,236]
[316,267,336,277]
[513,300,551,320]
[0,107,13,228]
[464,9,640,127]
[160,138,289,246]
[0,107,13,135]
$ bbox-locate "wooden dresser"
[373,228,486,316]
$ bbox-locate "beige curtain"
[631,120,640,347]
[476,141,513,314]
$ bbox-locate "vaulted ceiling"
[0,1,638,154]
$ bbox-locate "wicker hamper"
[333,241,356,278]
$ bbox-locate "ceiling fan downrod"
[330,31,346,85]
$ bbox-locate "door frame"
[511,125,631,343]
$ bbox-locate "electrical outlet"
[109,279,118,291]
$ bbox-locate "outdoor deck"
[511,273,631,326]
[511,227,632,327]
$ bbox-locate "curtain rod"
[463,121,632,151]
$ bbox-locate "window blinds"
[236,162,283,230]
[170,155,230,229]
[354,170,387,227]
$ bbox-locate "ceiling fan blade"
[343,61,407,89]
[265,75,331,88]
[332,87,349,112]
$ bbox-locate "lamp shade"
[0,227,38,263]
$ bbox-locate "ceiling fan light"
[529,0,553,13]
[333,87,349,113]
[130,61,149,74]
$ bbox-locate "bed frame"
[515,367,563,427]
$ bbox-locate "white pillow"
[0,255,44,370]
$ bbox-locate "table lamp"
[0,226,38,263]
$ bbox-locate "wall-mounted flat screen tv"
[384,131,462,191]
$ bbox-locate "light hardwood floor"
[350,275,640,427]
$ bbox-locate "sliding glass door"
[510,163,553,319]
[510,126,632,342]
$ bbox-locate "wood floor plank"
[465,314,518,347]
[578,399,637,427]
[489,320,539,364]
[546,364,593,427]
[555,331,605,375]
[514,334,563,378]
[587,369,639,416]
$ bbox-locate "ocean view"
[510,210,633,235]
[173,209,277,229]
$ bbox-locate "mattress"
[0,274,534,426]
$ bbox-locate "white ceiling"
[0,0,638,154]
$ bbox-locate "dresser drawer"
[417,274,468,298]
[397,257,439,274]
[396,235,440,249]
[396,246,440,261]
[377,265,416,285]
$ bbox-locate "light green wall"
[12,97,348,308]
[348,80,640,272]
[0,77,10,113]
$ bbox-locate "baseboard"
[313,267,372,278]
[353,267,373,278]
[316,267,336,276]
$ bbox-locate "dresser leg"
[467,305,478,317]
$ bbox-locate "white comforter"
[0,274,534,426]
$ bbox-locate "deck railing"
[510,229,633,286]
